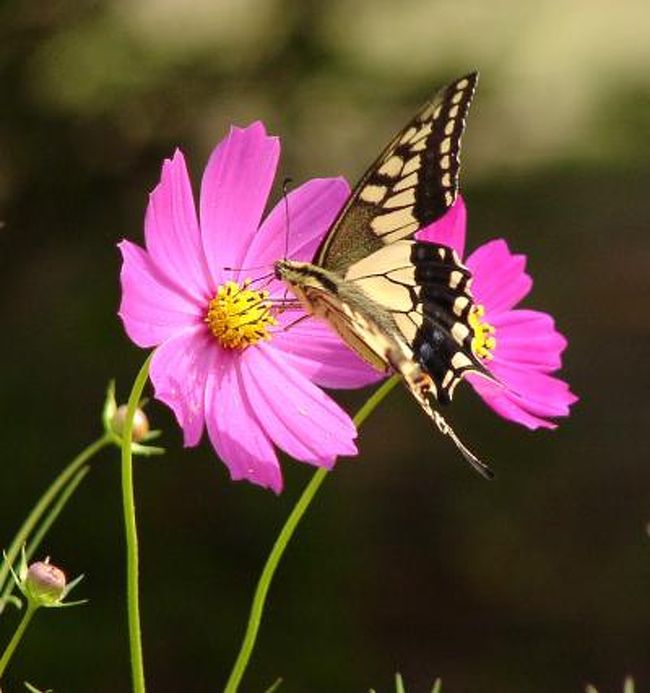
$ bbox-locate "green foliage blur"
[1,1,649,691]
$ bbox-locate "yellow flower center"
[205,279,277,350]
[469,304,497,360]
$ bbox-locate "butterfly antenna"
[223,265,272,274]
[282,177,292,261]
[280,177,294,303]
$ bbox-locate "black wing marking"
[410,242,494,405]
[316,73,478,274]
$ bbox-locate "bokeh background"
[2,1,649,691]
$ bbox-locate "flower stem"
[223,374,400,693]
[121,354,153,693]
[0,467,91,610]
[26,468,91,564]
[0,436,110,613]
[350,373,401,429]
[0,603,36,678]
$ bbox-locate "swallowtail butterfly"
[275,73,496,478]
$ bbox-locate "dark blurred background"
[1,1,649,691]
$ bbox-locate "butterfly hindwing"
[316,72,478,274]
[286,263,494,480]
[343,239,493,405]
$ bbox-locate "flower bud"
[25,561,66,606]
[111,405,150,442]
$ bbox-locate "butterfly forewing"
[316,72,478,274]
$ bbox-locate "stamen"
[205,279,277,349]
[469,304,497,360]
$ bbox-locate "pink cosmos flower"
[418,197,577,429]
[118,122,379,493]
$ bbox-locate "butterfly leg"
[279,312,313,333]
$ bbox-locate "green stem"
[223,374,400,693]
[350,373,400,429]
[0,436,110,612]
[0,603,36,678]
[25,468,91,564]
[0,468,91,609]
[121,354,153,693]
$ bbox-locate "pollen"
[469,304,496,360]
[205,279,277,350]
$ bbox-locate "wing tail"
[430,407,494,480]
[392,349,494,479]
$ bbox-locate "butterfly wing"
[315,72,478,274]
[277,72,494,477]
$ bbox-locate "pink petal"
[144,149,212,303]
[149,326,213,446]
[199,123,280,287]
[466,239,532,314]
[416,195,467,256]
[467,362,578,430]
[490,360,578,414]
[239,344,358,467]
[491,310,568,372]
[271,316,384,389]
[204,350,283,493]
[241,176,350,278]
[466,376,557,430]
[118,240,204,348]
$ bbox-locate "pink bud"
[25,562,66,605]
[111,405,150,442]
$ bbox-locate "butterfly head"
[273,258,293,282]
[273,259,313,309]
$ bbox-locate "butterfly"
[274,72,496,478]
